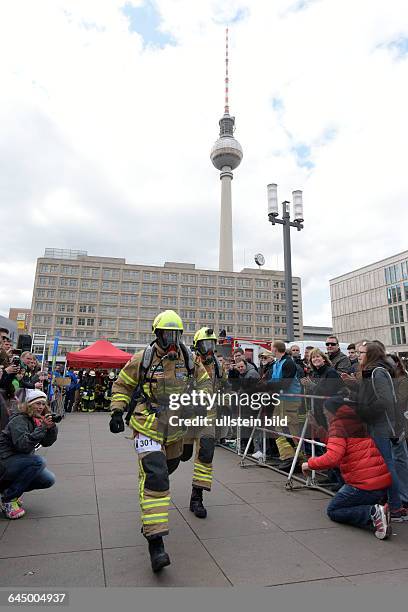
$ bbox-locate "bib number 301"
[134,434,162,454]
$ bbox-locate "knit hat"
[25,389,47,404]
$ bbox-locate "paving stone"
[291,527,408,575]
[179,503,279,539]
[50,463,95,477]
[0,515,101,558]
[252,498,340,531]
[203,531,340,586]
[170,479,246,509]
[0,550,104,587]
[93,461,138,475]
[267,577,351,588]
[100,508,194,549]
[103,541,231,587]
[347,568,408,584]
[22,476,97,518]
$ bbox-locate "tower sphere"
[210,135,243,171]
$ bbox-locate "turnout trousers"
[181,423,215,491]
[130,411,185,539]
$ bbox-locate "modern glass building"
[330,249,408,354]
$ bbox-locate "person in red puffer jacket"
[302,400,392,540]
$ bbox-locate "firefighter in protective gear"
[109,310,211,573]
[103,371,116,411]
[181,327,221,519]
[80,370,96,412]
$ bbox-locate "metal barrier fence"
[221,393,336,496]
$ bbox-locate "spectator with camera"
[0,389,58,520]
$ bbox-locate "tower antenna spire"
[224,26,229,115]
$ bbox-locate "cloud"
[1,0,408,334]
[121,1,176,48]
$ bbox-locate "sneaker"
[251,451,264,460]
[390,507,408,522]
[2,499,25,520]
[16,496,23,507]
[371,504,390,539]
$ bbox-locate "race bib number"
[134,434,162,454]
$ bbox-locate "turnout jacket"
[111,344,212,444]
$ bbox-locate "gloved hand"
[109,410,124,433]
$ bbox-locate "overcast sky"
[1,0,408,326]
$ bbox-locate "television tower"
[210,27,243,272]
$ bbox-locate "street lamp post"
[267,184,304,342]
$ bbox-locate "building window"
[86,318,95,327]
[80,292,97,302]
[102,269,120,280]
[237,290,253,298]
[181,274,197,283]
[79,305,96,314]
[39,263,59,273]
[78,318,86,326]
[162,296,178,306]
[60,265,79,276]
[121,294,138,305]
[101,281,120,291]
[162,284,178,295]
[391,326,406,345]
[98,318,116,329]
[140,295,158,305]
[218,288,234,297]
[82,267,100,279]
[161,272,179,282]
[236,278,252,288]
[200,287,216,296]
[122,270,140,281]
[181,286,196,296]
[100,293,117,304]
[143,271,159,281]
[219,277,235,287]
[237,325,252,334]
[255,279,270,288]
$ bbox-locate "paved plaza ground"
[1,413,408,588]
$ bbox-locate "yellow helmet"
[152,310,183,352]
[193,327,217,357]
[152,310,183,332]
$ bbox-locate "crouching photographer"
[0,389,58,520]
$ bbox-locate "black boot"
[148,536,170,572]
[190,486,207,519]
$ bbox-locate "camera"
[11,356,21,366]
[50,413,62,423]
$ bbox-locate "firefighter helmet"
[193,327,217,356]
[152,310,183,351]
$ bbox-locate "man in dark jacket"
[0,389,57,519]
[270,341,304,470]
[325,336,351,373]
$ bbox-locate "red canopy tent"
[66,340,132,369]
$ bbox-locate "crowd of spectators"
[0,328,58,520]
[219,334,408,540]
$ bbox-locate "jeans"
[327,484,387,528]
[392,437,408,503]
[1,454,55,502]
[374,437,402,510]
